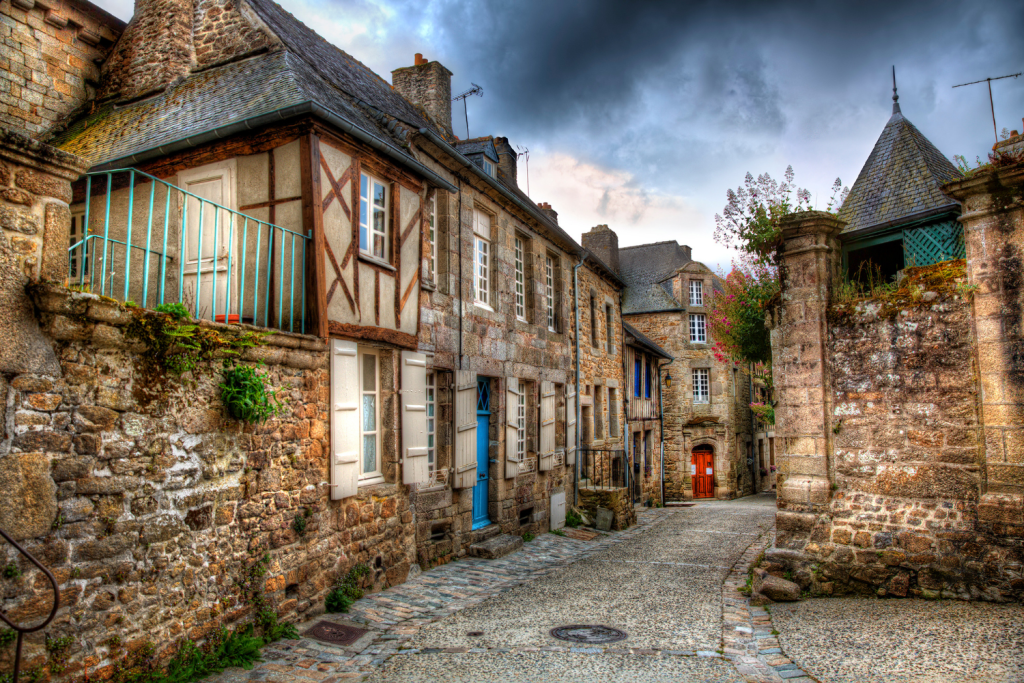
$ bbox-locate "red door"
[691,448,714,498]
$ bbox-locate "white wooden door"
[179,161,236,321]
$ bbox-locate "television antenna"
[452,83,483,139]
[953,71,1022,144]
[516,145,530,196]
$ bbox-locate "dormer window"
[482,159,496,177]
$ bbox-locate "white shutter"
[401,351,430,485]
[453,369,478,488]
[330,340,359,500]
[505,377,521,479]
[539,380,556,471]
[566,384,577,466]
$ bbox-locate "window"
[644,358,652,399]
[426,371,436,473]
[360,172,389,261]
[634,358,642,398]
[545,255,555,331]
[693,368,710,404]
[590,295,598,346]
[609,388,619,437]
[482,158,496,177]
[604,304,613,352]
[360,349,382,481]
[594,387,604,440]
[517,386,526,460]
[514,236,526,321]
[690,313,707,343]
[689,280,703,306]
[473,210,491,307]
[428,196,437,281]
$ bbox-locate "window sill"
[474,301,494,312]
[358,474,386,488]
[421,279,437,292]
[358,252,396,272]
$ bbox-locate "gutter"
[657,357,673,506]
[89,101,458,194]
[750,362,758,496]
[573,254,585,508]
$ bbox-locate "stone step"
[466,523,502,545]
[468,533,523,560]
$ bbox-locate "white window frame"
[690,313,707,343]
[473,209,491,309]
[428,195,437,282]
[514,236,526,321]
[545,254,555,331]
[517,387,526,461]
[689,280,703,307]
[693,368,710,405]
[360,172,389,262]
[359,348,384,485]
[482,158,496,177]
[426,370,436,473]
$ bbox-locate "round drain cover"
[550,625,627,644]
[466,631,484,637]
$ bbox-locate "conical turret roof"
[838,110,962,234]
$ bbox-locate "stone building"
[766,103,1024,601]
[583,227,754,501]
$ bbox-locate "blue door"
[472,379,491,530]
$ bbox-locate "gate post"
[770,211,844,546]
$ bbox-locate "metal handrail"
[69,168,310,333]
[0,527,60,683]
[579,447,627,490]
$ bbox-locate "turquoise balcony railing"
[68,169,309,333]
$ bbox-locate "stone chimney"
[392,54,453,137]
[100,0,196,101]
[537,202,558,224]
[582,224,620,274]
[493,137,517,187]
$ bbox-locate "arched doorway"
[691,445,715,499]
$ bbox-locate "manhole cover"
[550,625,627,644]
[466,631,484,637]
[305,621,368,647]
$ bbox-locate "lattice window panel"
[903,221,965,267]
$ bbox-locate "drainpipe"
[749,361,759,496]
[658,357,673,505]
[573,254,585,508]
[457,176,463,369]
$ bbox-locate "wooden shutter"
[453,369,477,488]
[330,339,359,500]
[566,383,577,466]
[539,380,556,471]
[505,377,521,479]
[401,351,429,485]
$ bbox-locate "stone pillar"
[0,127,88,375]
[944,163,1024,529]
[770,212,843,539]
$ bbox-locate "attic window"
[482,159,496,177]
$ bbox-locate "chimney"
[392,54,453,137]
[582,225,620,275]
[100,0,196,101]
[537,202,558,224]
[493,137,517,187]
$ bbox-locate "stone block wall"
[0,287,416,679]
[578,488,634,531]
[0,0,122,137]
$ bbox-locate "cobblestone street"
[210,494,1024,683]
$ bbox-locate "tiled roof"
[53,0,431,167]
[618,241,691,314]
[837,110,962,235]
[623,321,672,360]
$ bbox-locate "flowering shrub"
[750,401,775,426]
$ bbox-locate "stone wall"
[0,287,417,678]
[578,487,634,531]
[0,0,122,137]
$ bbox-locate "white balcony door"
[178,160,236,321]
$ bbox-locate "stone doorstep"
[468,532,524,559]
[465,523,502,546]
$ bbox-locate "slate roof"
[455,138,499,162]
[837,109,962,235]
[618,241,691,314]
[52,0,432,168]
[623,321,672,360]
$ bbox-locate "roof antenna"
[891,66,901,115]
[516,145,530,196]
[451,83,483,139]
[953,71,1023,144]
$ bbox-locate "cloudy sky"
[96,0,1024,271]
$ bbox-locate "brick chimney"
[493,137,517,187]
[100,0,196,101]
[392,54,453,137]
[537,202,558,224]
[582,224,620,274]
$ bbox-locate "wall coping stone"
[0,127,89,181]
